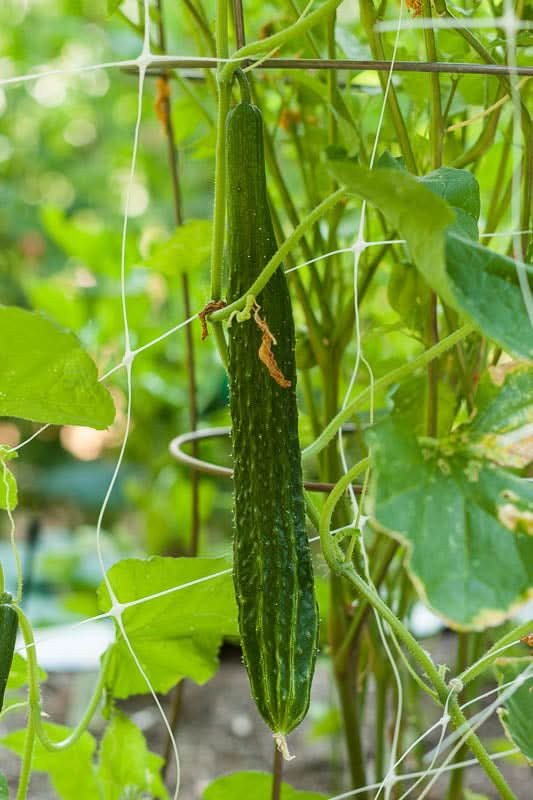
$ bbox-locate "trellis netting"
[0,1,532,799]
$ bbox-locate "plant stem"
[155,2,200,772]
[16,606,108,752]
[422,0,443,169]
[359,0,418,173]
[374,674,387,783]
[268,197,327,369]
[218,0,344,84]
[446,632,470,800]
[210,189,346,322]
[16,721,35,800]
[334,538,398,674]
[303,322,475,462]
[271,743,283,800]
[318,470,517,800]
[425,293,439,438]
[460,619,533,686]
[334,638,368,798]
[183,0,217,55]
[209,0,231,367]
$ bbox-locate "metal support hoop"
[169,426,362,494]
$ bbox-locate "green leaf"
[419,166,480,222]
[6,652,46,691]
[1,723,99,800]
[0,774,7,800]
[330,163,533,357]
[494,658,533,762]
[367,417,533,629]
[468,364,533,467]
[97,711,168,799]
[445,234,533,359]
[203,772,327,799]
[328,163,457,305]
[41,207,134,277]
[97,557,238,698]
[147,220,212,276]
[0,306,115,428]
[0,447,17,511]
[106,0,123,14]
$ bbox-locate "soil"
[0,638,530,799]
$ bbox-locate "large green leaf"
[203,772,327,799]
[445,233,533,359]
[0,447,17,511]
[328,163,456,304]
[1,723,99,800]
[495,658,533,762]
[367,417,533,629]
[331,163,532,357]
[97,557,238,698]
[97,711,168,799]
[0,306,115,428]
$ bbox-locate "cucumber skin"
[226,101,319,735]
[0,603,18,711]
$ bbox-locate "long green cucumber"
[226,74,319,737]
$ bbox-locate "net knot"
[448,677,464,694]
[351,238,367,257]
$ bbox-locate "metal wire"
[169,426,363,493]
[123,57,533,77]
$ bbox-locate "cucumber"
[0,595,18,711]
[226,75,319,737]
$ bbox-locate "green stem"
[318,470,517,800]
[218,0,344,84]
[234,68,251,103]
[16,721,35,800]
[261,114,332,326]
[422,0,443,169]
[446,633,470,800]
[484,118,513,240]
[334,538,398,674]
[301,370,322,442]
[425,293,439,438]
[16,607,108,753]
[304,323,475,462]
[183,0,217,55]
[210,189,346,322]
[334,642,368,798]
[268,197,326,368]
[374,675,387,782]
[359,0,418,174]
[208,27,231,366]
[210,86,230,297]
[460,619,533,686]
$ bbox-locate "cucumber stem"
[233,68,251,104]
